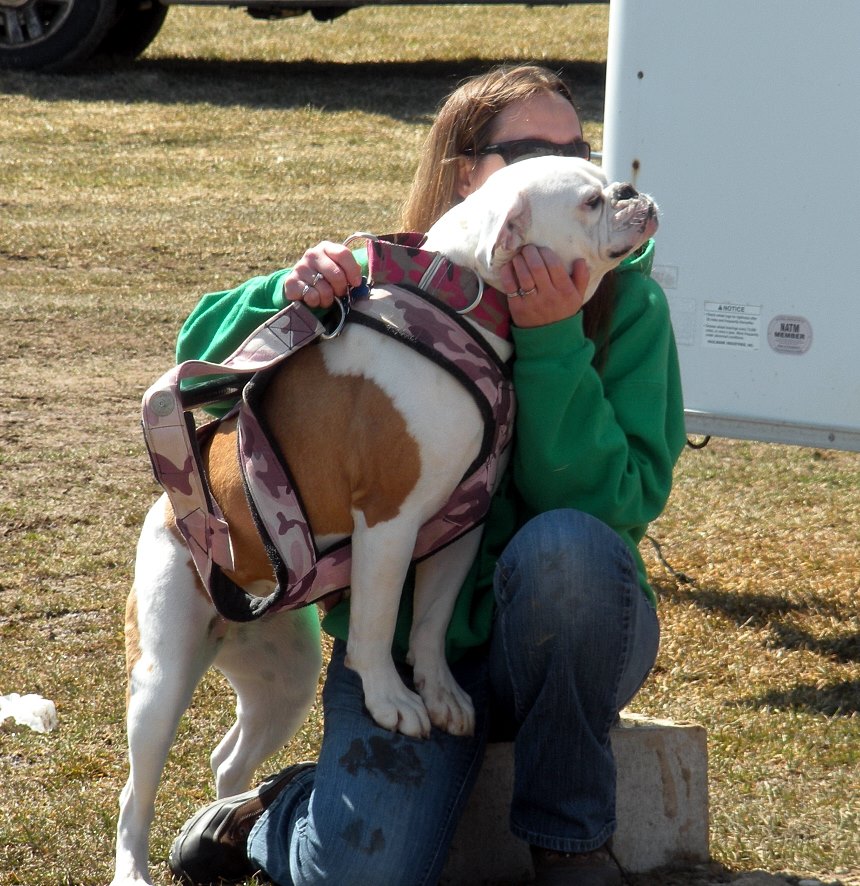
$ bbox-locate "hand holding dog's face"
[498,246,590,328]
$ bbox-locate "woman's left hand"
[499,246,589,328]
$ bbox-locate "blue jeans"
[247,510,660,885]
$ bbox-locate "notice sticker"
[704,302,761,350]
[767,315,813,355]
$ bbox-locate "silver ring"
[320,296,349,340]
[506,288,527,299]
[522,286,537,296]
[300,282,316,299]
[310,272,323,287]
[456,277,485,315]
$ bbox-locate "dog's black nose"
[615,184,639,201]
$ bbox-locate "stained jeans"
[247,509,660,886]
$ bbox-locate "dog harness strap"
[233,283,515,618]
[142,235,516,622]
[239,286,515,608]
[233,369,353,616]
[142,302,327,597]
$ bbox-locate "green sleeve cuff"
[511,312,591,362]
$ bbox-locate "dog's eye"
[583,192,603,210]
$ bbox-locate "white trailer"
[603,0,860,451]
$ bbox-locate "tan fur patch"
[205,417,275,588]
[202,344,421,587]
[124,588,141,710]
[264,345,421,530]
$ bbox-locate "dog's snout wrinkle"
[611,194,656,232]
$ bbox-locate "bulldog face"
[427,156,659,303]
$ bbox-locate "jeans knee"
[496,509,635,614]
[514,508,608,560]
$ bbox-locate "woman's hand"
[282,241,364,309]
[499,246,590,328]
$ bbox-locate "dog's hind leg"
[408,527,482,737]
[208,605,322,798]
[113,496,224,886]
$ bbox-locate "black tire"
[0,0,118,70]
[92,0,167,60]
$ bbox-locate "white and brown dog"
[111,156,658,886]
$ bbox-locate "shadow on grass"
[740,679,860,717]
[0,57,606,119]
[629,862,851,885]
[653,579,860,716]
[766,622,859,664]
[654,580,844,627]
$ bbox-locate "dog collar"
[360,233,512,341]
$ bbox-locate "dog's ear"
[487,191,533,267]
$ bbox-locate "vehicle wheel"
[0,0,117,70]
[93,0,167,60]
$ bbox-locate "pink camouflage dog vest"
[141,233,516,622]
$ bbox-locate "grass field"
[1,4,858,884]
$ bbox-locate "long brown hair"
[399,64,615,363]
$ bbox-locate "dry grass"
[639,441,859,878]
[1,5,858,885]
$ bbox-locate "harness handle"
[343,231,380,249]
[349,229,487,317]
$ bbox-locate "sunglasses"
[465,138,592,165]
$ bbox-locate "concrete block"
[611,713,709,871]
[441,713,708,885]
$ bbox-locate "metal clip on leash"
[320,276,371,340]
[320,295,349,340]
[320,232,378,340]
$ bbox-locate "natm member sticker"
[767,315,813,355]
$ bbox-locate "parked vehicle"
[0,0,602,72]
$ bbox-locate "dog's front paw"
[413,664,475,737]
[364,683,432,739]
[350,657,432,738]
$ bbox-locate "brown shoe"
[169,763,314,885]
[531,843,625,886]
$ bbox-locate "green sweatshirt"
[176,241,687,660]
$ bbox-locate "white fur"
[112,497,322,885]
[425,155,658,302]
[112,157,657,884]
